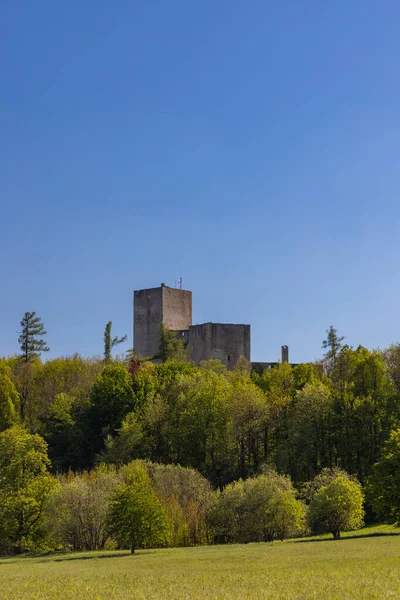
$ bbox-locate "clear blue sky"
[2,1,400,363]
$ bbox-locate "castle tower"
[133,283,192,358]
[281,345,289,363]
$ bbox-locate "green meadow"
[1,525,399,600]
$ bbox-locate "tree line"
[0,425,365,555]
[0,315,400,554]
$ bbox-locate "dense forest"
[0,313,399,554]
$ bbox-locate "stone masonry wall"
[134,287,163,359]
[134,284,192,359]
[161,286,192,332]
[188,322,250,369]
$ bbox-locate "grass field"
[1,525,399,600]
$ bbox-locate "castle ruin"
[134,283,290,369]
[134,283,250,368]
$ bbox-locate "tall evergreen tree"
[103,321,127,362]
[322,326,344,361]
[18,312,49,362]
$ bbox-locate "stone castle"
[134,283,289,369]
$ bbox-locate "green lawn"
[1,525,399,600]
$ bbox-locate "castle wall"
[134,284,192,359]
[188,323,250,369]
[252,358,297,374]
[161,286,192,331]
[134,284,251,367]
[134,287,163,359]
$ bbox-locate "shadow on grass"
[50,552,131,563]
[294,531,400,544]
[0,549,158,564]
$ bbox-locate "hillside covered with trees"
[0,314,400,554]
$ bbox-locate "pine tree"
[18,312,50,362]
[322,326,344,361]
[103,321,127,362]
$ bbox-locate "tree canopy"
[0,426,55,553]
[367,429,400,525]
[0,324,399,554]
[308,471,364,539]
[107,462,170,553]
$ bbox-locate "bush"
[45,464,119,550]
[308,471,364,539]
[147,463,213,546]
[209,470,305,544]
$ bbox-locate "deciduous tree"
[0,365,19,430]
[367,429,400,525]
[87,364,137,460]
[209,471,305,544]
[107,462,169,553]
[308,472,364,539]
[0,426,55,553]
[45,464,119,550]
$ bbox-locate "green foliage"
[103,321,127,363]
[288,383,331,482]
[94,341,400,490]
[45,465,119,550]
[131,362,156,410]
[209,471,305,543]
[147,463,213,546]
[301,467,352,503]
[383,343,400,392]
[164,369,231,483]
[292,363,322,390]
[327,346,397,482]
[87,364,137,460]
[41,392,90,472]
[308,472,364,539]
[322,325,344,362]
[47,392,75,425]
[0,367,19,430]
[0,425,51,492]
[233,356,252,376]
[12,359,42,425]
[0,426,55,553]
[228,377,269,479]
[255,362,295,398]
[157,323,189,362]
[156,359,198,382]
[367,429,400,525]
[96,412,148,465]
[18,312,50,363]
[107,462,170,553]
[208,479,244,543]
[2,326,400,535]
[37,355,104,407]
[34,356,104,470]
[199,359,227,374]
